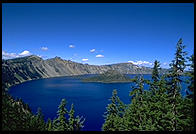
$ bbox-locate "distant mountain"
[82,69,132,83]
[2,55,168,90]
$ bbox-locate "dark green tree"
[52,98,85,131]
[102,89,126,131]
[28,107,46,131]
[37,108,46,130]
[186,54,194,100]
[53,99,68,131]
[152,60,161,83]
[68,103,75,131]
[46,118,53,131]
[73,115,85,131]
[124,75,151,130]
[166,38,189,130]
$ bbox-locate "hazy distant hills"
[2,55,168,90]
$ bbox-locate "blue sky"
[2,3,194,68]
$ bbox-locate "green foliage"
[53,99,68,131]
[68,103,75,131]
[102,38,194,131]
[2,38,194,131]
[185,54,194,100]
[67,103,85,131]
[52,98,85,131]
[2,91,85,131]
[165,38,189,130]
[102,89,126,131]
[152,60,161,83]
[2,91,47,131]
[46,118,53,131]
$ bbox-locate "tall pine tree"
[102,89,126,131]
[53,99,68,131]
[166,38,187,130]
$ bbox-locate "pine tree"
[35,107,46,131]
[74,115,85,131]
[46,118,53,131]
[102,89,126,131]
[53,99,68,131]
[68,103,75,131]
[101,38,193,131]
[124,75,150,130]
[129,76,145,101]
[181,54,194,131]
[186,54,194,100]
[152,60,161,83]
[166,38,187,130]
[150,60,161,94]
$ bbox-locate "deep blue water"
[8,74,188,131]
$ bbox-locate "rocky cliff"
[2,55,168,90]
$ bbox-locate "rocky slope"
[2,55,168,90]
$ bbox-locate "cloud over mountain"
[3,50,31,59]
[82,58,88,62]
[128,60,153,66]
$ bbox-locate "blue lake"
[8,74,188,131]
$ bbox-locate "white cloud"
[96,54,104,58]
[90,49,95,53]
[2,50,31,59]
[82,58,88,62]
[128,60,153,66]
[69,44,75,48]
[19,50,31,56]
[2,51,18,59]
[41,46,48,51]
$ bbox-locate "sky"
[2,3,194,68]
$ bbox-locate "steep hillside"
[2,55,168,90]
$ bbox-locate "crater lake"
[8,74,188,131]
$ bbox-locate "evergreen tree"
[182,54,194,130]
[74,115,85,131]
[68,103,75,131]
[152,60,161,83]
[166,38,187,130]
[52,98,85,131]
[53,99,68,131]
[149,60,161,96]
[67,103,85,131]
[124,75,150,130]
[30,107,46,131]
[46,118,53,131]
[102,89,126,131]
[129,76,145,100]
[186,54,194,100]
